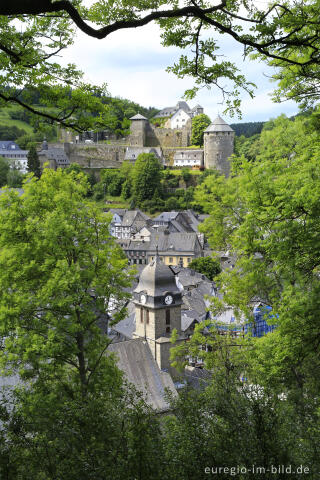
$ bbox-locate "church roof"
[134,255,180,297]
[204,115,234,133]
[130,113,148,120]
[108,339,177,411]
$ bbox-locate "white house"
[173,149,204,168]
[169,109,191,129]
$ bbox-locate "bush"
[181,167,192,183]
[165,197,180,210]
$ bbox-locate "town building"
[173,149,204,168]
[119,231,203,267]
[0,141,28,173]
[110,209,151,239]
[38,139,70,170]
[154,101,204,129]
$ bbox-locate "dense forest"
[230,121,265,137]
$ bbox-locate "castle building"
[129,113,148,146]
[204,115,235,176]
[132,254,186,374]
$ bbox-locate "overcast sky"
[61,20,299,124]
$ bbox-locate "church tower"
[132,255,184,373]
[204,115,235,177]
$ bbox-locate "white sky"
[60,18,298,123]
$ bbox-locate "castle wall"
[145,123,191,149]
[204,131,234,177]
[68,144,126,175]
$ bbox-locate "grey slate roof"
[181,311,199,331]
[149,232,200,254]
[121,210,150,227]
[125,147,163,161]
[0,141,20,150]
[112,312,136,339]
[153,211,180,223]
[204,115,234,133]
[40,147,69,165]
[130,114,148,120]
[108,338,177,411]
[134,255,180,297]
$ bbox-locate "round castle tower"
[204,115,234,177]
[129,113,148,146]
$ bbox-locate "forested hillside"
[230,121,264,137]
[0,88,159,146]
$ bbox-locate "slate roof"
[0,150,28,157]
[134,255,180,297]
[149,232,200,254]
[121,210,150,227]
[108,339,177,411]
[181,311,199,331]
[130,113,148,120]
[153,211,180,223]
[109,208,127,219]
[40,147,69,165]
[112,312,136,339]
[125,147,163,162]
[204,115,234,133]
[0,141,20,150]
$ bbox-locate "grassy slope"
[0,106,33,134]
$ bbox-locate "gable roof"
[125,147,163,161]
[108,339,177,411]
[153,211,180,222]
[121,210,150,227]
[40,147,69,164]
[149,232,200,253]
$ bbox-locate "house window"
[169,257,173,263]
[146,310,149,324]
[140,308,143,323]
[187,257,191,263]
[166,309,170,325]
[166,326,171,333]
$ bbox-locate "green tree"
[0,168,168,479]
[131,153,162,205]
[6,168,24,188]
[194,114,320,397]
[27,144,41,177]
[2,2,320,124]
[0,157,9,187]
[181,167,192,183]
[0,168,134,394]
[189,256,221,281]
[191,114,211,146]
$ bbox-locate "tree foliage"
[131,153,163,205]
[27,144,41,177]
[189,256,221,281]
[1,1,320,125]
[191,114,211,146]
[194,114,320,396]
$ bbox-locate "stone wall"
[67,143,127,176]
[145,123,191,149]
[204,131,234,177]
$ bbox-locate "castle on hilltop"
[54,101,235,177]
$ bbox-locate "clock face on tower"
[164,294,173,305]
[140,294,147,304]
